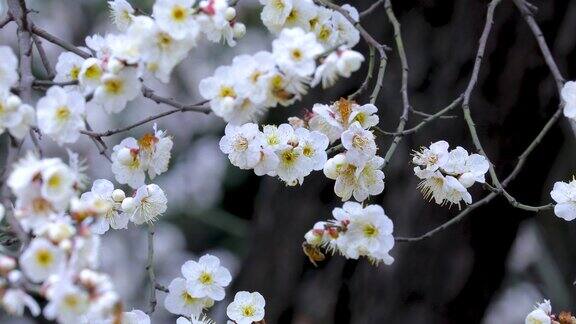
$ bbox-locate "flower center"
[318,26,331,41]
[274,0,285,10]
[291,49,303,61]
[281,149,299,166]
[63,294,79,309]
[157,32,173,49]
[47,173,62,189]
[84,64,102,80]
[199,272,213,285]
[55,106,71,122]
[32,197,52,214]
[363,224,378,238]
[70,66,80,80]
[242,305,256,317]
[303,145,313,157]
[35,249,54,267]
[352,134,367,149]
[181,292,198,305]
[139,133,158,151]
[104,79,123,95]
[171,5,188,22]
[286,9,298,24]
[219,86,236,98]
[234,137,249,152]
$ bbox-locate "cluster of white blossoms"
[412,140,489,208]
[50,0,246,127]
[200,0,364,125]
[260,0,360,47]
[163,254,266,324]
[0,46,37,140]
[0,152,171,322]
[317,99,384,202]
[199,26,363,125]
[219,122,329,185]
[303,202,394,265]
[111,124,174,188]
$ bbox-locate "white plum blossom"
[19,238,65,283]
[0,91,36,139]
[199,65,249,123]
[551,178,576,221]
[219,123,262,169]
[111,126,174,188]
[412,141,487,207]
[332,4,360,47]
[308,103,345,143]
[198,0,245,47]
[295,127,329,170]
[80,179,128,234]
[561,81,576,120]
[108,0,135,31]
[78,58,104,93]
[0,46,18,92]
[123,183,167,225]
[130,15,195,83]
[313,48,364,88]
[349,103,379,129]
[412,140,449,178]
[36,86,86,145]
[334,202,394,264]
[142,125,174,179]
[272,27,323,77]
[54,51,85,85]
[93,68,141,113]
[275,144,311,185]
[260,0,293,32]
[324,153,385,201]
[182,254,232,301]
[279,0,316,32]
[303,202,395,265]
[226,291,266,324]
[111,138,146,188]
[164,277,213,317]
[525,300,552,324]
[43,280,90,324]
[153,0,199,40]
[340,121,377,167]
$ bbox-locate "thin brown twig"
[32,33,54,79]
[348,45,375,100]
[146,223,157,314]
[375,95,463,136]
[31,24,91,59]
[513,0,564,92]
[360,0,385,19]
[81,104,208,138]
[382,0,410,168]
[0,15,13,28]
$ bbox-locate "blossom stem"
[146,223,157,314]
[348,45,375,100]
